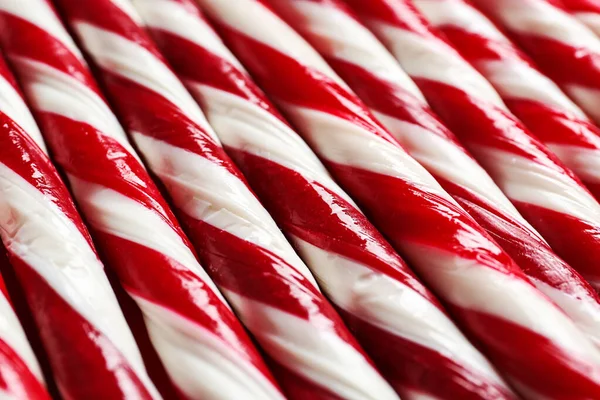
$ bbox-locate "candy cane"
[0,46,161,399]
[265,0,600,351]
[189,0,600,397]
[55,0,399,398]
[416,0,600,204]
[0,249,49,400]
[471,0,600,127]
[347,0,600,308]
[132,0,516,397]
[0,1,285,399]
[561,0,600,37]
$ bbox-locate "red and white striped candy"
[267,0,600,350]
[472,0,600,126]
[0,1,284,399]
[346,0,600,299]
[0,47,161,399]
[191,0,600,397]
[133,0,515,397]
[562,0,600,37]
[55,0,399,398]
[0,249,50,400]
[415,0,600,202]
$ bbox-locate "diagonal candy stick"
[54,0,399,398]
[415,0,600,203]
[345,0,600,309]
[266,0,600,352]
[0,49,161,399]
[561,0,600,37]
[190,0,600,397]
[472,0,600,126]
[0,1,285,399]
[132,0,515,398]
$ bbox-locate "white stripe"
[0,292,43,381]
[131,133,318,286]
[0,0,84,61]
[222,289,400,400]
[0,163,158,397]
[73,22,220,143]
[0,75,46,153]
[109,0,144,24]
[283,105,455,203]
[414,0,508,42]
[474,146,600,225]
[10,57,141,163]
[290,0,425,102]
[132,0,246,71]
[491,0,600,53]
[134,296,285,400]
[481,60,587,118]
[547,143,600,184]
[373,111,543,239]
[292,237,504,384]
[372,22,507,110]
[67,175,226,305]
[401,242,600,363]
[194,0,348,89]
[190,84,356,205]
[575,12,600,37]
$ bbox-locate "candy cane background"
[132,0,517,398]
[346,0,600,301]
[561,0,600,37]
[415,0,600,204]
[0,45,161,399]
[265,0,600,350]
[54,0,400,398]
[0,1,286,399]
[0,248,49,400]
[191,0,600,397]
[472,0,600,126]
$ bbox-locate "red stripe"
[7,254,154,400]
[99,69,245,180]
[0,111,96,251]
[453,306,600,397]
[147,27,290,127]
[438,176,598,296]
[562,0,600,13]
[92,231,274,380]
[414,77,582,178]
[212,24,399,147]
[0,336,49,400]
[37,112,188,237]
[53,0,166,61]
[225,147,438,304]
[0,12,103,97]
[325,57,460,144]
[335,307,514,400]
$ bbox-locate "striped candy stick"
[0,48,161,399]
[561,0,600,36]
[54,0,400,398]
[0,1,285,399]
[266,0,600,349]
[132,0,516,398]
[471,0,600,126]
[345,0,600,295]
[189,0,600,397]
[415,0,600,207]
[0,249,50,400]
